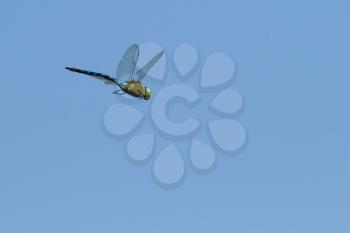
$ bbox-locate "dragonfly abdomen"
[65,67,117,84]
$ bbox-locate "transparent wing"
[116,44,139,81]
[135,51,164,80]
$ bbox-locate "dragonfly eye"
[144,87,152,100]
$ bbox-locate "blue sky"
[1,0,350,232]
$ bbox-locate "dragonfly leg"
[113,91,125,95]
[113,90,122,94]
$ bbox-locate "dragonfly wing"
[116,44,139,81]
[135,50,164,80]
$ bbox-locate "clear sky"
[1,0,350,232]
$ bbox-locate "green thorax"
[129,81,144,91]
[119,80,145,97]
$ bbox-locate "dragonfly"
[66,44,164,100]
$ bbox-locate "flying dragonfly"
[66,44,164,100]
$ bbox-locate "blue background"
[1,0,349,232]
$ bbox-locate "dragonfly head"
[144,87,152,100]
